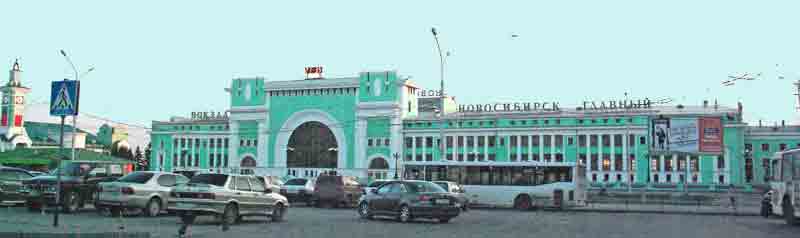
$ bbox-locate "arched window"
[369,157,389,170]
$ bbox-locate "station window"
[384,139,390,146]
[761,143,770,151]
[555,135,564,147]
[467,136,474,147]
[416,137,423,148]
[521,136,528,146]
[509,136,517,147]
[578,135,586,147]
[425,153,433,161]
[779,143,787,151]
[603,118,609,123]
[555,119,560,124]
[488,136,496,147]
[639,136,646,145]
[717,156,725,169]
[488,154,496,161]
[425,137,433,147]
[613,135,622,146]
[478,136,485,147]
[532,135,540,146]
[368,139,373,147]
[590,135,598,146]
[520,120,526,125]
[602,135,610,146]
[628,135,635,146]
[223,138,228,147]
[405,138,413,148]
[544,135,552,147]
[578,119,584,124]
[510,121,516,125]
[568,137,574,145]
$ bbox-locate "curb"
[567,208,760,216]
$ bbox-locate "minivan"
[312,175,361,208]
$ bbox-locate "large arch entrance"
[286,121,338,170]
[274,109,348,178]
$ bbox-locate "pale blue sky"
[2,1,799,127]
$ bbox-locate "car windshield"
[117,172,154,184]
[433,182,449,190]
[405,181,446,193]
[285,178,307,185]
[62,163,97,177]
[188,174,228,186]
[369,181,390,187]
[316,176,342,185]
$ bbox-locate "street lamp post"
[393,152,400,179]
[59,50,94,162]
[431,27,446,163]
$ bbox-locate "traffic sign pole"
[50,78,79,228]
[54,114,65,227]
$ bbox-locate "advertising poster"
[652,119,670,151]
[668,118,699,153]
[699,117,723,153]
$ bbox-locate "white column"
[411,136,417,161]
[483,135,488,161]
[517,135,523,161]
[527,135,532,161]
[585,134,591,172]
[505,135,510,161]
[355,118,367,172]
[421,136,426,161]
[549,134,555,157]
[610,134,615,171]
[229,122,240,170]
[453,135,458,161]
[538,134,544,162]
[257,121,268,172]
[622,134,628,173]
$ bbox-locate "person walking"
[728,184,737,213]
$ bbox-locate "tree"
[141,143,151,171]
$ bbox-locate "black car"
[20,161,131,213]
[358,180,461,223]
[0,166,34,204]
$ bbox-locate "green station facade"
[149,68,800,189]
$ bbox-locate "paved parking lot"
[0,204,798,238]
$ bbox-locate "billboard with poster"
[699,117,723,153]
[668,118,699,153]
[652,119,670,151]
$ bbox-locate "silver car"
[96,171,189,217]
[280,178,315,205]
[169,173,289,227]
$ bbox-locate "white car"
[280,178,314,205]
[97,171,189,217]
[363,180,393,195]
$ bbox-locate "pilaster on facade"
[257,121,269,167]
[229,122,240,170]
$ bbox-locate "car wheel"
[439,217,451,223]
[513,195,532,211]
[180,213,196,225]
[110,206,123,218]
[144,198,161,217]
[398,205,412,223]
[271,203,286,222]
[62,192,81,214]
[784,198,797,225]
[223,203,239,226]
[358,202,372,220]
[26,201,40,212]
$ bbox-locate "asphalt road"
[0,204,798,238]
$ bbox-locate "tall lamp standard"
[59,50,94,161]
[431,27,447,163]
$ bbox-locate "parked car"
[27,171,46,177]
[259,175,284,191]
[0,166,34,204]
[281,178,314,205]
[96,171,189,217]
[433,181,470,211]
[20,160,133,213]
[172,170,201,180]
[357,180,461,223]
[312,175,361,208]
[363,180,393,195]
[169,173,289,229]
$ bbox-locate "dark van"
[312,175,361,208]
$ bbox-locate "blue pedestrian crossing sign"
[50,80,80,116]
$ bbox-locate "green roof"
[0,148,129,167]
[24,121,100,145]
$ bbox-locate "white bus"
[403,162,587,210]
[768,149,800,225]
